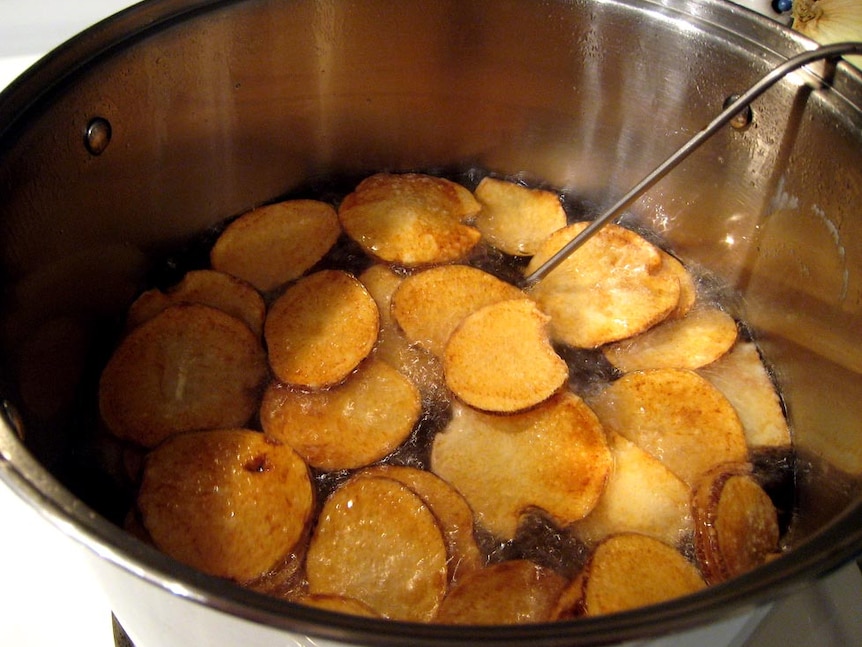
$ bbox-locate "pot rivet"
[723,95,753,130]
[85,117,112,155]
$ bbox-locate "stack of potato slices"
[98,172,791,624]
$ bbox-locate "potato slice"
[697,342,791,449]
[436,560,567,625]
[569,432,692,547]
[391,264,524,358]
[443,299,568,413]
[210,199,341,292]
[138,429,314,583]
[126,269,265,337]
[260,357,420,471]
[473,177,567,256]
[525,222,681,348]
[99,304,268,447]
[554,533,706,617]
[431,393,612,540]
[338,173,481,267]
[359,264,447,401]
[358,465,483,583]
[588,368,748,486]
[601,307,738,373]
[692,463,780,585]
[661,251,697,319]
[306,475,448,622]
[292,594,381,618]
[264,270,379,389]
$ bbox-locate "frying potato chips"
[306,475,448,622]
[260,357,420,471]
[436,560,567,625]
[431,394,611,540]
[443,299,568,412]
[99,304,268,447]
[525,222,681,348]
[602,306,738,373]
[126,269,265,337]
[138,429,314,583]
[589,368,748,486]
[473,177,567,256]
[391,264,524,357]
[210,199,341,292]
[264,270,379,389]
[338,173,482,266]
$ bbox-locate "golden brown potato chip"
[602,307,738,373]
[126,269,265,337]
[210,199,341,292]
[264,270,379,389]
[588,369,748,486]
[569,432,692,547]
[306,475,448,622]
[293,594,381,618]
[556,533,706,617]
[436,560,567,625]
[260,357,420,471]
[473,177,567,256]
[358,465,483,583]
[99,304,268,447]
[391,264,524,358]
[338,173,481,267]
[138,429,314,583]
[525,222,681,348]
[661,251,697,319]
[692,463,780,585]
[697,342,791,449]
[431,393,612,540]
[443,299,568,413]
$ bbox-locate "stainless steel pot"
[1,1,861,645]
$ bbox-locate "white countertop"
[0,2,860,646]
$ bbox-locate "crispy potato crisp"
[99,304,268,447]
[138,429,314,583]
[338,173,481,267]
[431,394,611,540]
[525,222,681,348]
[210,199,341,292]
[264,270,379,388]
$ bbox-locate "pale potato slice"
[431,393,612,540]
[391,264,524,358]
[359,264,447,401]
[126,269,265,337]
[569,432,692,547]
[602,307,738,373]
[692,463,780,585]
[260,357,420,471]
[99,304,268,447]
[436,560,567,625]
[138,429,314,583]
[443,299,568,413]
[697,342,791,449]
[555,533,706,617]
[661,251,696,319]
[588,368,748,486]
[306,475,448,622]
[264,270,379,388]
[358,465,483,583]
[473,177,567,256]
[210,199,341,292]
[293,594,381,618]
[338,173,482,267]
[525,222,681,348]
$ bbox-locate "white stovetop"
[0,1,860,646]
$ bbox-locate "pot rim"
[1,0,861,645]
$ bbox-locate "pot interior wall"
[1,0,861,627]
